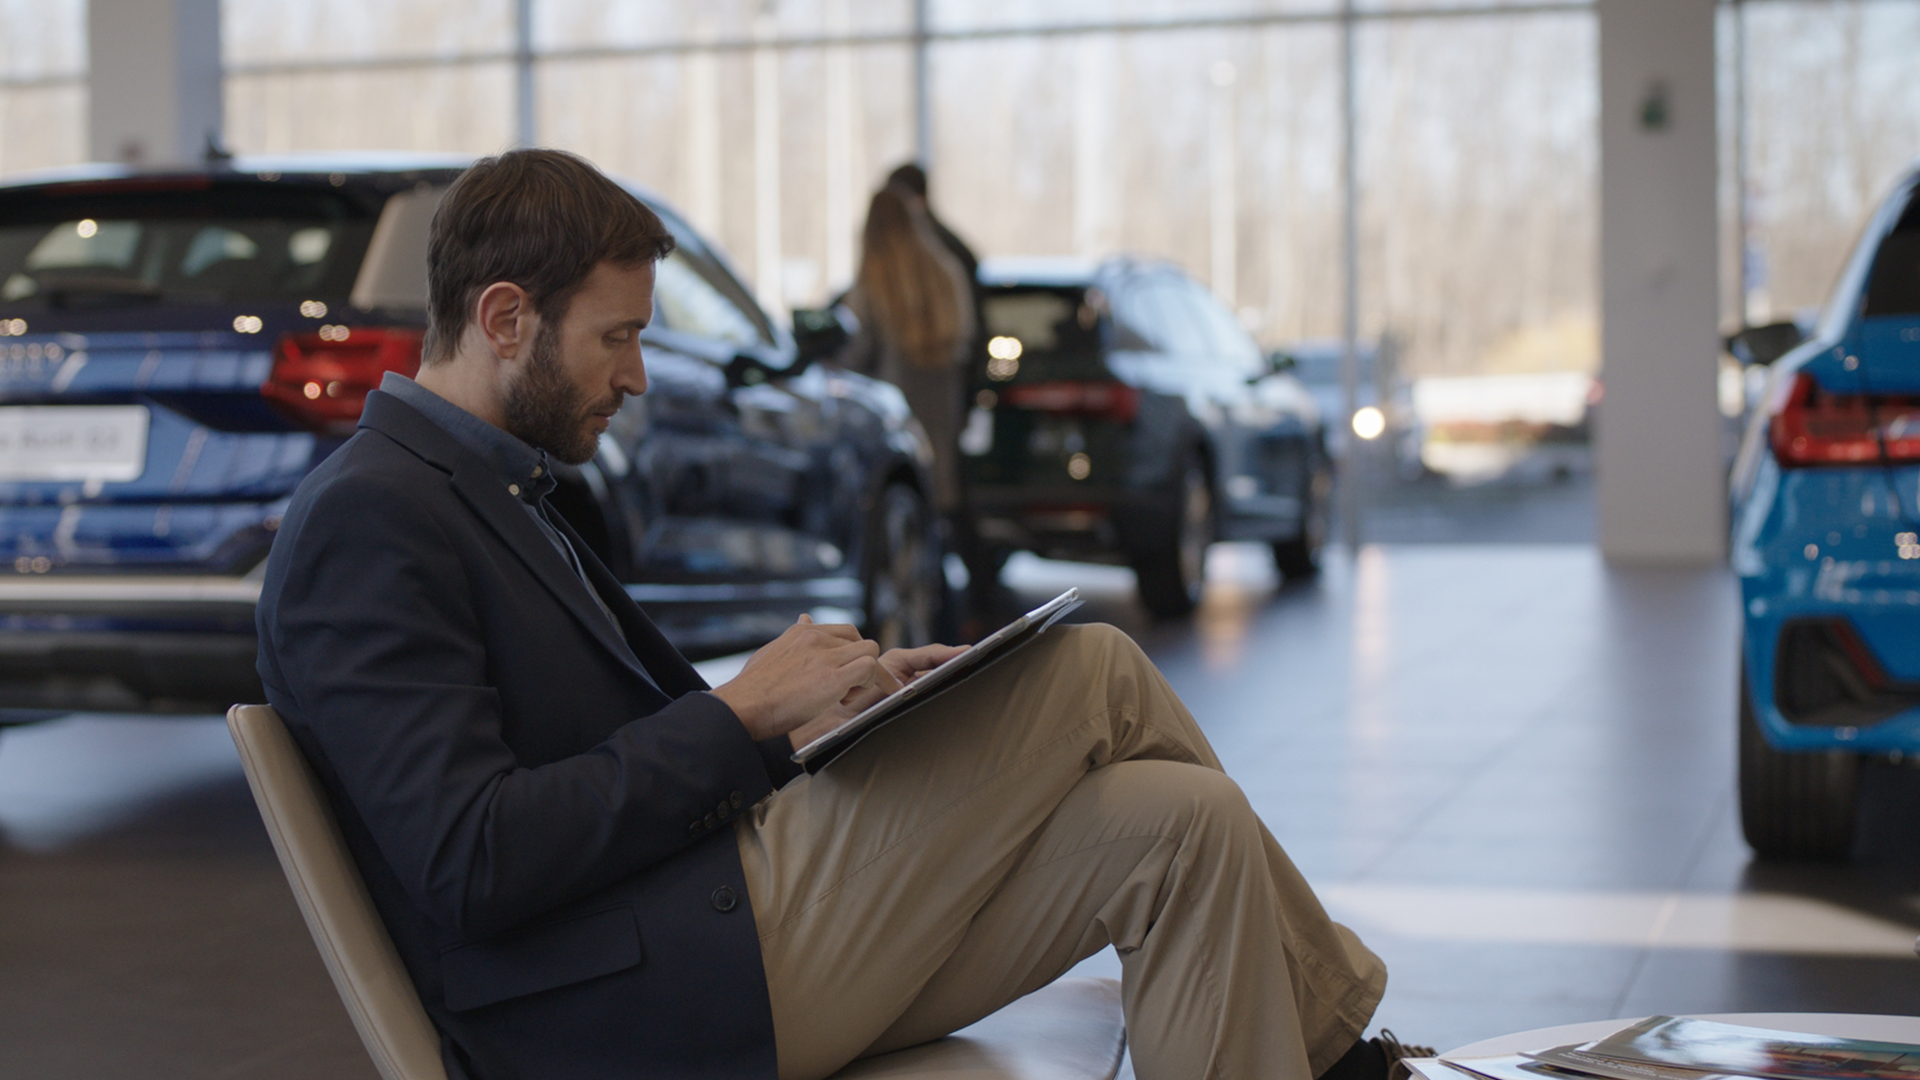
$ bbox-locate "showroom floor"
[3,542,1918,1078]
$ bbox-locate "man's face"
[502,260,655,465]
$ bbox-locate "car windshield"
[1864,189,1920,317]
[0,184,377,309]
[1288,346,1375,386]
[982,288,1101,355]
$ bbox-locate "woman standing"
[843,187,976,522]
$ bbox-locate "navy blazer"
[256,391,798,1080]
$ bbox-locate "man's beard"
[502,322,620,466]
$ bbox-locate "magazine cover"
[1565,1017,1920,1080]
[1525,1043,1748,1080]
[1445,1054,1654,1080]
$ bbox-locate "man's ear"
[473,282,537,363]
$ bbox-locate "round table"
[1446,1013,1920,1058]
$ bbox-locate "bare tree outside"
[1735,0,1920,326]
[2,0,1918,381]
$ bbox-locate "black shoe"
[1375,1030,1437,1080]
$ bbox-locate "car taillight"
[1000,381,1140,423]
[1769,371,1920,467]
[262,327,423,435]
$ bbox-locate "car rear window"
[982,287,1103,359]
[0,183,377,310]
[1864,187,1920,318]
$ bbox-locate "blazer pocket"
[440,906,644,1013]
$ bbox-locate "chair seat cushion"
[829,977,1126,1080]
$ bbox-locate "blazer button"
[730,791,744,809]
[704,812,718,830]
[711,886,738,912]
[716,799,731,817]
[688,821,701,836]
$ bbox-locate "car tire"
[862,481,940,652]
[1273,458,1331,581]
[1739,658,1859,862]
[1132,453,1212,619]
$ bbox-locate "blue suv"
[0,155,942,715]
[1730,160,1920,860]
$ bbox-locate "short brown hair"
[422,149,677,364]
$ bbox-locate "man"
[257,149,1406,1080]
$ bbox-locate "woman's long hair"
[854,188,973,370]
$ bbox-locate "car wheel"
[1132,454,1212,619]
[862,482,940,651]
[1273,458,1331,581]
[1739,658,1859,862]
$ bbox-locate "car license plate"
[0,405,150,482]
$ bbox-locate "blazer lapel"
[549,511,713,696]
[446,459,666,691]
[358,391,687,699]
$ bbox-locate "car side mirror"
[1254,350,1297,383]
[724,353,778,390]
[792,305,856,367]
[1726,321,1804,367]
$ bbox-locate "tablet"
[790,588,1083,771]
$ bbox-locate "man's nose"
[618,343,649,396]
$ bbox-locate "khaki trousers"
[734,623,1386,1080]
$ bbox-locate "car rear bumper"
[1741,583,1920,754]
[968,485,1165,563]
[0,574,264,712]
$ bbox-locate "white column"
[1209,60,1238,309]
[753,9,785,318]
[912,0,932,168]
[1072,35,1114,259]
[683,37,721,234]
[824,0,857,293]
[88,0,222,166]
[1596,0,1724,565]
[514,0,535,148]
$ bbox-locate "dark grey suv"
[963,257,1329,618]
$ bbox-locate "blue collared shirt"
[379,372,636,654]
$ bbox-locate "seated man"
[255,149,1409,1080]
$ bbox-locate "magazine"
[1441,1054,1699,1080]
[1524,1018,1920,1080]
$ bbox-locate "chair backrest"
[227,704,450,1080]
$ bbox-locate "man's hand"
[713,616,897,742]
[784,641,970,752]
[877,642,969,686]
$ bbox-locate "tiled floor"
[2,542,1917,1078]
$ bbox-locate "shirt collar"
[380,371,556,504]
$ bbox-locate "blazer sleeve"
[261,466,776,940]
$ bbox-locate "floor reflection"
[4,542,1920,1073]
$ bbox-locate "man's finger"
[800,620,863,643]
[900,643,965,667]
[822,637,882,667]
[843,652,896,690]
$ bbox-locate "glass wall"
[0,0,85,176]
[0,0,1915,381]
[225,0,516,155]
[1730,0,1920,326]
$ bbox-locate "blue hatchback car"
[0,155,943,716]
[1730,160,1920,860]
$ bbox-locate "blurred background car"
[1728,159,1920,861]
[1272,335,1425,480]
[0,155,944,714]
[962,256,1329,619]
